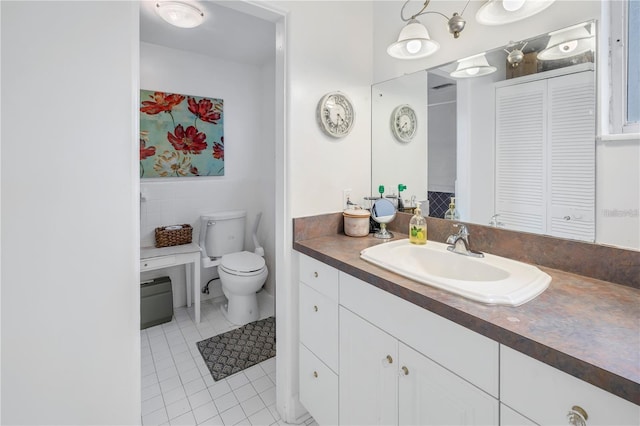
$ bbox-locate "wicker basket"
[155,224,193,248]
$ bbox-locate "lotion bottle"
[409,202,427,245]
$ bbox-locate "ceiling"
[140,1,276,66]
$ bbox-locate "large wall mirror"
[372,20,604,243]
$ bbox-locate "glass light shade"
[537,24,594,60]
[155,1,204,28]
[476,0,555,26]
[387,19,440,59]
[450,53,497,78]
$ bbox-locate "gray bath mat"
[197,316,275,381]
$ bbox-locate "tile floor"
[141,291,315,426]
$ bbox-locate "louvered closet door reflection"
[547,71,595,242]
[495,80,547,234]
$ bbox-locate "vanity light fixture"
[537,23,594,61]
[450,53,497,78]
[155,1,204,29]
[504,41,528,68]
[387,0,470,60]
[476,0,555,26]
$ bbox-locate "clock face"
[392,105,417,143]
[317,92,355,138]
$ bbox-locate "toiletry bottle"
[409,202,427,245]
[397,184,406,211]
[444,197,460,220]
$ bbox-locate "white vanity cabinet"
[298,255,339,426]
[500,404,537,426]
[500,345,640,426]
[297,253,638,426]
[339,272,499,425]
[339,306,499,425]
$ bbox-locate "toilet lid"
[220,251,266,273]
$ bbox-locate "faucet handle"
[453,223,469,236]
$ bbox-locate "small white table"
[140,243,201,324]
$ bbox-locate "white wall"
[139,42,276,298]
[456,71,501,224]
[261,1,373,422]
[1,1,140,424]
[596,135,640,249]
[276,2,373,217]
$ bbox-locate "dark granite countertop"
[293,232,640,405]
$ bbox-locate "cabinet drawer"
[141,255,176,271]
[299,344,338,426]
[340,271,499,398]
[299,283,338,373]
[501,345,640,425]
[299,254,339,301]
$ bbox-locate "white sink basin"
[360,239,551,306]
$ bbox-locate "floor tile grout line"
[141,294,277,426]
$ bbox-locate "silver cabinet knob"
[313,371,318,378]
[313,305,318,312]
[314,272,318,278]
[567,405,588,426]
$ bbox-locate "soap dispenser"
[409,202,427,245]
[444,197,460,220]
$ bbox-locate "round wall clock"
[317,92,355,138]
[391,104,417,143]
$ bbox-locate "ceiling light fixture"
[155,1,204,29]
[387,0,470,60]
[537,23,594,61]
[476,0,555,26]
[450,53,497,78]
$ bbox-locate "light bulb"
[406,40,421,54]
[466,67,480,76]
[155,2,204,29]
[502,0,526,12]
[559,40,579,53]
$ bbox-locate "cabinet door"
[398,343,498,425]
[500,404,538,426]
[299,283,338,372]
[495,79,547,234]
[340,307,398,426]
[547,70,595,241]
[299,344,338,426]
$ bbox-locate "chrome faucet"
[446,223,484,258]
[489,214,505,228]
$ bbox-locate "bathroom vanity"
[293,215,639,425]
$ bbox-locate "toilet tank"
[201,210,246,259]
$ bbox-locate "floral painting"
[139,90,224,178]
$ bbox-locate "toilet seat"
[220,251,266,276]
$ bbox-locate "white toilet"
[198,210,268,325]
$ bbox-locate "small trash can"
[140,276,173,329]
